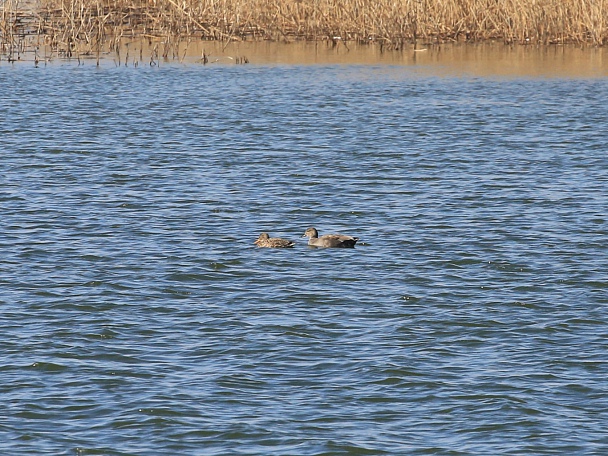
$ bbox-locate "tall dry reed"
[3,0,607,60]
[2,0,44,61]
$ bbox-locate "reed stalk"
[2,0,607,61]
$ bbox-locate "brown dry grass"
[2,0,607,61]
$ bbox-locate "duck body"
[254,232,295,248]
[302,227,359,248]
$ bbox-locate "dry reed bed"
[2,0,607,60]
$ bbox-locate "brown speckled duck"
[254,232,295,248]
[302,227,359,248]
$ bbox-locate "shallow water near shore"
[7,40,608,78]
[1,48,608,454]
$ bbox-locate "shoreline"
[3,39,607,79]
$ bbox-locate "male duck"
[302,227,359,248]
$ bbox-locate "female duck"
[254,232,295,248]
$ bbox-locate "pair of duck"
[255,227,359,249]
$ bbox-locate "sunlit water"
[1,49,608,454]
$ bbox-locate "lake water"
[1,44,607,455]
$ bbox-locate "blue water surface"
[1,58,607,455]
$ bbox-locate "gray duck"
[302,227,359,248]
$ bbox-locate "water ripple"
[1,63,607,454]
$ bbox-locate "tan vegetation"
[2,0,607,61]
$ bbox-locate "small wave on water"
[1,60,607,454]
